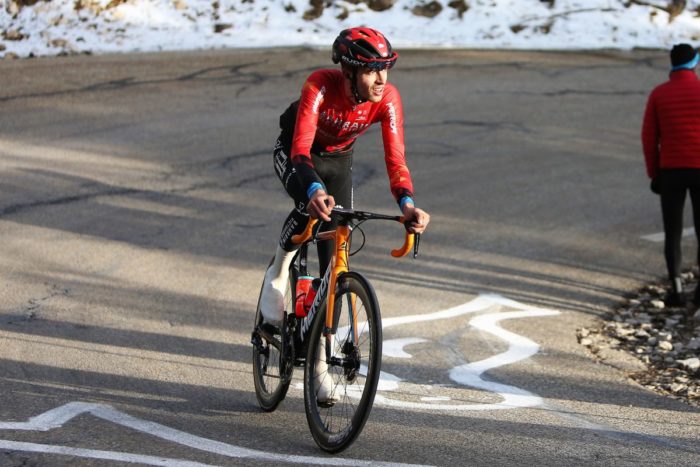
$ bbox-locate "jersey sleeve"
[291,72,326,191]
[641,90,660,179]
[291,73,325,167]
[380,87,415,204]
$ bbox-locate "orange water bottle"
[303,278,321,313]
[295,276,314,317]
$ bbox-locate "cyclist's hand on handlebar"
[307,189,335,222]
[401,205,430,234]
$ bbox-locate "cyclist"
[642,43,700,307]
[260,27,430,401]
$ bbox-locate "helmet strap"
[349,68,365,104]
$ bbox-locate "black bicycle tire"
[303,272,382,453]
[252,258,293,411]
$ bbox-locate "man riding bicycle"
[260,29,431,393]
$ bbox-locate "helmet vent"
[354,39,380,58]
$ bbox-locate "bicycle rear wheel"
[303,272,382,453]
[251,259,295,411]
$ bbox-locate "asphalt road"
[0,48,698,466]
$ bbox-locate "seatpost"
[299,243,309,276]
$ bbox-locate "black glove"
[650,177,661,195]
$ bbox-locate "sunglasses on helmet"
[363,53,398,71]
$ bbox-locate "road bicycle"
[251,207,419,453]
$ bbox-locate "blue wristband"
[399,196,414,211]
[307,182,325,200]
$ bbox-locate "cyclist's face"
[356,68,388,103]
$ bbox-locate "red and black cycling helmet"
[332,27,398,71]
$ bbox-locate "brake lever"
[402,218,421,259]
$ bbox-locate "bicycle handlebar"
[290,208,419,258]
[390,224,415,258]
[291,217,318,245]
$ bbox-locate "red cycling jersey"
[291,69,414,202]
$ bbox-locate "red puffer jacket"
[642,70,700,179]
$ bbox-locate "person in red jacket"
[642,43,700,307]
[260,28,430,323]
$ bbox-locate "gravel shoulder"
[579,269,700,408]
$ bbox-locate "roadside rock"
[412,1,443,17]
[577,270,700,408]
[678,357,700,373]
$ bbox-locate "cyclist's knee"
[279,210,312,251]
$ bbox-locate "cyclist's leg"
[260,136,310,324]
[313,334,338,404]
[308,151,353,404]
[312,151,353,274]
[252,257,293,410]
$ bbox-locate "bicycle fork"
[320,223,357,370]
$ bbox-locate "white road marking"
[0,402,429,466]
[0,293,558,465]
[0,440,215,467]
[377,370,402,391]
[641,227,695,242]
[374,294,560,411]
[382,294,494,329]
[447,309,558,409]
[383,338,428,358]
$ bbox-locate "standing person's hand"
[401,204,430,234]
[308,189,335,222]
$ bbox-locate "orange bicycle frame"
[291,214,414,336]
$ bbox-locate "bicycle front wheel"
[303,272,382,453]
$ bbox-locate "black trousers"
[272,134,353,275]
[659,168,700,280]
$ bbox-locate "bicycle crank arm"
[253,324,283,352]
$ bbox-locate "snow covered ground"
[2,0,700,58]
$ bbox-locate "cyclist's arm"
[291,78,324,186]
[380,88,416,208]
[291,74,334,221]
[379,87,429,233]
